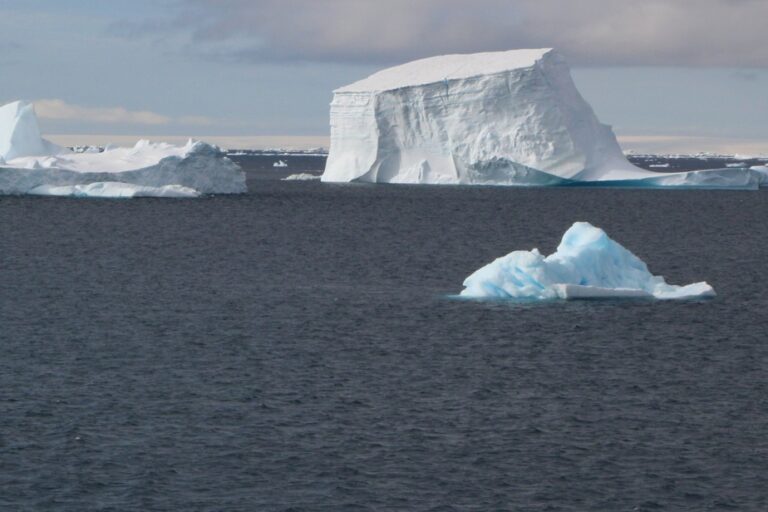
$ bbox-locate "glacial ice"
[28,182,200,198]
[0,100,246,196]
[0,100,61,160]
[282,173,321,181]
[323,49,764,189]
[751,165,768,183]
[460,222,715,301]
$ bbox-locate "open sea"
[1,154,768,511]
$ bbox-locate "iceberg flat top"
[336,48,553,93]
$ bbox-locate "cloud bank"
[34,99,214,126]
[129,0,768,67]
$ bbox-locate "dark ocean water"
[2,164,768,511]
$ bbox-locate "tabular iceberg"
[460,222,715,300]
[322,49,763,189]
[0,100,246,197]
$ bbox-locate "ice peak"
[557,222,611,252]
[336,48,556,93]
[0,100,61,160]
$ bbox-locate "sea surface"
[2,156,768,511]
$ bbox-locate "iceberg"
[0,100,246,196]
[460,222,715,301]
[28,182,200,198]
[323,49,762,189]
[282,173,321,181]
[751,165,768,182]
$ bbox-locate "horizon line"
[45,134,767,156]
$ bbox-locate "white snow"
[0,100,246,196]
[460,222,715,301]
[282,173,321,181]
[323,49,763,189]
[28,182,200,198]
[337,49,551,93]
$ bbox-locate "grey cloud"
[131,0,768,67]
[0,41,22,50]
[34,99,218,127]
[731,70,761,81]
[0,40,22,65]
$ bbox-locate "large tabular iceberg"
[0,100,246,197]
[460,222,715,300]
[323,49,763,189]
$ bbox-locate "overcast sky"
[2,0,767,153]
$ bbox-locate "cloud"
[123,0,768,67]
[178,115,217,126]
[731,70,761,81]
[33,99,216,126]
[35,99,171,125]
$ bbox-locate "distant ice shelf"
[0,100,246,197]
[322,49,766,189]
[459,222,715,301]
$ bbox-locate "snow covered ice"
[28,182,200,198]
[282,173,321,181]
[0,100,246,197]
[751,165,768,182]
[323,49,764,189]
[460,222,715,301]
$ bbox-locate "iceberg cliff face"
[323,49,763,189]
[460,222,715,301]
[0,101,246,197]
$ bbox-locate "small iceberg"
[282,173,321,181]
[460,222,715,301]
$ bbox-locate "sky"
[1,0,767,153]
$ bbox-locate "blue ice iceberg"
[460,222,715,300]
